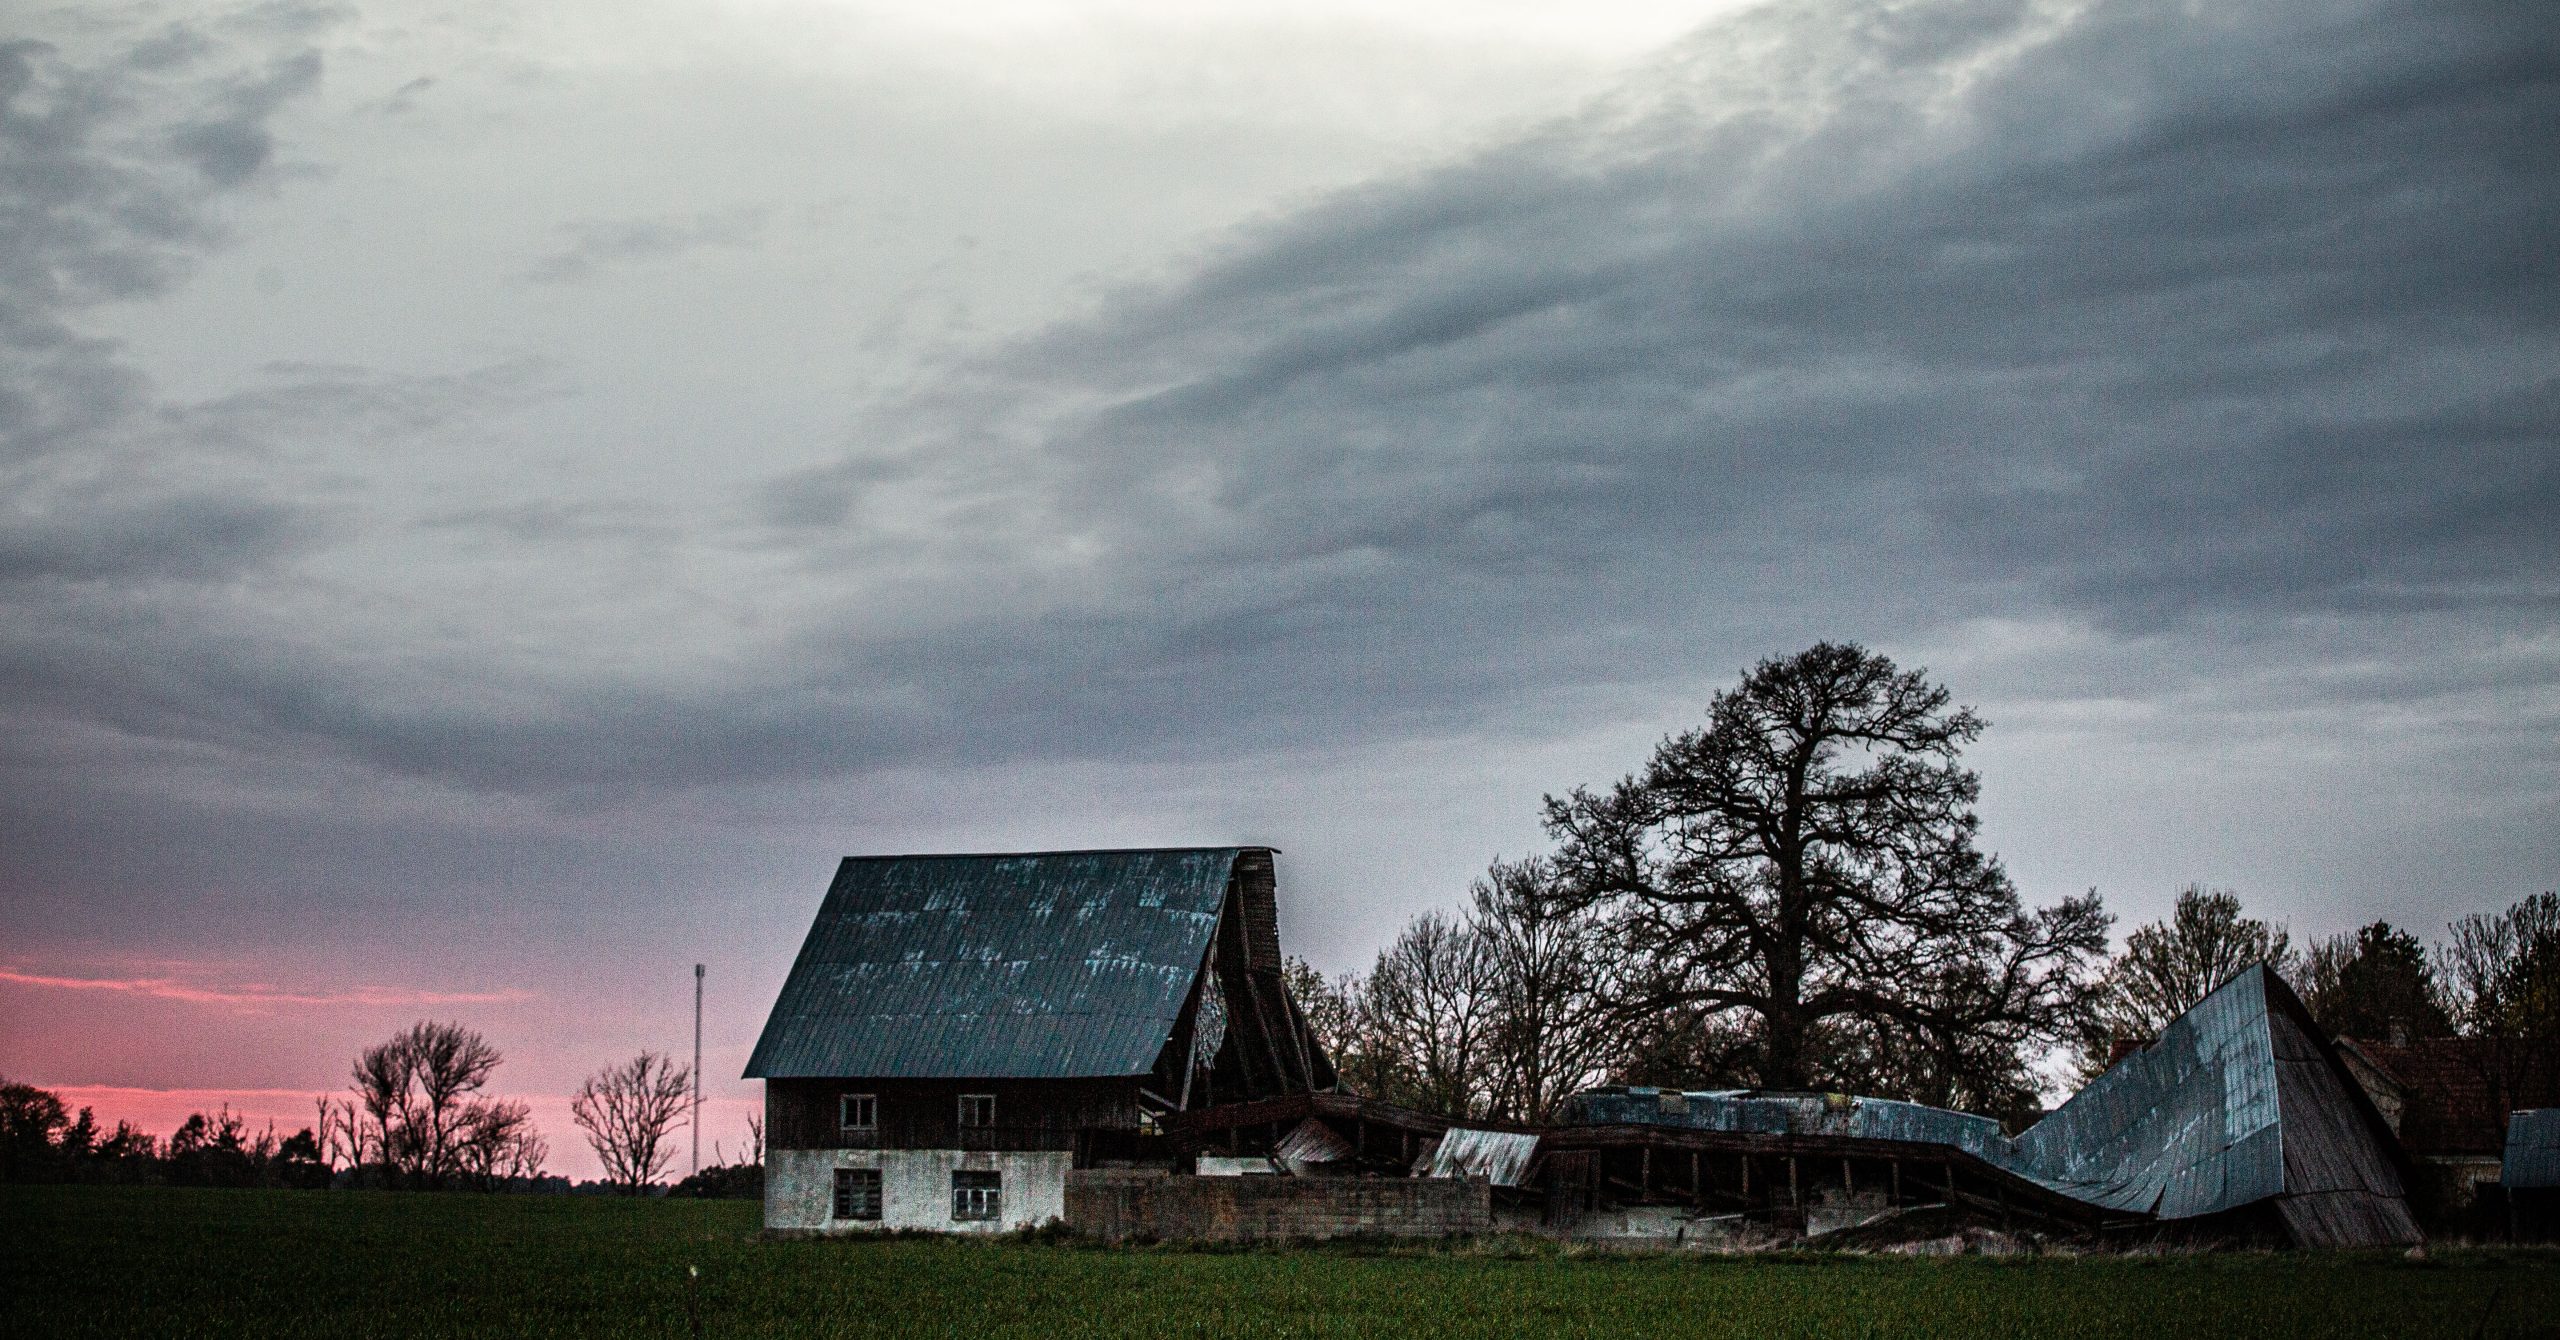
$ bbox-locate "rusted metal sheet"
[1426,1128,1541,1187]
[745,849,1243,1079]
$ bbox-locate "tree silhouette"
[572,1052,693,1192]
[2300,921,2452,1041]
[1546,642,2108,1108]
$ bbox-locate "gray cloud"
[523,208,769,284]
[418,499,673,545]
[39,0,2548,802]
[0,493,301,582]
[375,74,432,116]
[702,0,2555,782]
[168,48,322,185]
[0,19,339,465]
[1,0,2551,971]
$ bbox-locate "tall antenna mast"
[692,963,705,1177]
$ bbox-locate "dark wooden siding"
[2270,1003,2423,1246]
[1205,860,1337,1101]
[766,1077,1145,1153]
[1234,849,1283,972]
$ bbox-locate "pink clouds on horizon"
[0,966,536,1012]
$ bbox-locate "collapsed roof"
[2016,963,2416,1245]
[1559,965,2419,1247]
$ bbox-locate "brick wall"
[1066,1171,1491,1242]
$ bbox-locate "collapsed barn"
[747,849,2420,1247]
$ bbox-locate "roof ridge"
[836,845,1274,861]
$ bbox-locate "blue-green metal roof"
[2012,962,2293,1218]
[1559,965,2418,1243]
[744,848,1243,1080]
[2508,1109,2560,1190]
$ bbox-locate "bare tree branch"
[572,1052,693,1192]
[1545,642,2109,1114]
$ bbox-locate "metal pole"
[692,963,704,1176]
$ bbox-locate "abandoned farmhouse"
[744,846,2541,1247]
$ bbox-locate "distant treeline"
[0,1094,331,1189]
[0,1086,763,1198]
[3,1018,765,1197]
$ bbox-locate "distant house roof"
[2338,1036,2510,1157]
[744,848,1248,1080]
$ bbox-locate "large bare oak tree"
[1544,642,2107,1111]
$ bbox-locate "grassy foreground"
[5,1185,2557,1338]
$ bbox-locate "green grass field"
[5,1184,2557,1338]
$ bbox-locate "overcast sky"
[3,0,2552,1178]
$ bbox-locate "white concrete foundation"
[1196,1156,1281,1176]
[766,1148,1072,1234]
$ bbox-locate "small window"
[958,1094,995,1129]
[951,1170,1001,1222]
[840,1093,877,1132]
[833,1168,882,1221]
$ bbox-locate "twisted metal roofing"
[1559,965,2418,1244]
[2013,962,2291,1217]
[744,848,1242,1080]
[1425,1128,1542,1187]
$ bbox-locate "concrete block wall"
[1067,1171,1492,1242]
[767,1148,1071,1234]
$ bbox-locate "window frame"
[839,1092,878,1134]
[957,1093,995,1129]
[950,1169,1001,1222]
[832,1167,882,1222]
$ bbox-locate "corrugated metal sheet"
[2014,964,2292,1217]
[744,849,1240,1079]
[1275,1117,1355,1173]
[1426,1128,1541,1187]
[2508,1109,2560,1190]
[1566,1088,2015,1165]
[1556,965,2418,1244]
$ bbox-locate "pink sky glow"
[2,957,774,1182]
[44,1084,767,1180]
[0,967,535,1011]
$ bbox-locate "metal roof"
[1424,1128,1541,1187]
[2507,1109,2560,1190]
[1557,965,2418,1245]
[1274,1117,1355,1172]
[2012,963,2292,1217]
[1567,1088,2018,1165]
[744,848,1244,1079]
